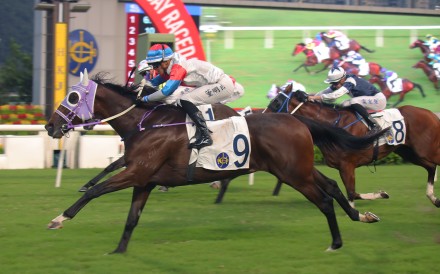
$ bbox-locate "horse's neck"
[293,102,348,125]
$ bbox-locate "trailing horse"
[292,43,340,73]
[369,75,425,107]
[44,71,383,253]
[255,86,440,208]
[412,60,439,91]
[319,34,375,56]
[410,39,431,61]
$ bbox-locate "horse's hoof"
[326,243,342,252]
[364,212,380,223]
[434,199,440,208]
[379,191,389,199]
[47,221,63,229]
[78,187,88,192]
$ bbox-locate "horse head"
[293,43,306,56]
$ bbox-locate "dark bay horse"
[412,60,439,90]
[369,75,425,107]
[44,71,382,253]
[292,43,340,73]
[260,87,440,208]
[410,39,431,61]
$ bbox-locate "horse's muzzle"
[45,123,54,137]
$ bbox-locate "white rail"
[0,124,113,131]
[200,25,440,32]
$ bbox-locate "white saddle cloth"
[372,108,406,146]
[186,107,251,170]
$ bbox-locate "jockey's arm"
[310,86,348,102]
[142,65,186,102]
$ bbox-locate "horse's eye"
[67,91,80,106]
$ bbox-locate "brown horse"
[339,62,382,77]
[260,87,440,208]
[412,60,439,90]
[410,39,431,61]
[44,71,383,253]
[292,43,340,73]
[369,75,425,107]
[319,34,375,56]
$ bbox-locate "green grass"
[0,166,439,273]
[200,8,440,112]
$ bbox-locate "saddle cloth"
[186,108,251,170]
[371,108,406,146]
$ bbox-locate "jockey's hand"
[308,95,321,102]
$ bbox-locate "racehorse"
[44,70,382,253]
[292,43,340,73]
[319,33,375,56]
[338,61,382,77]
[369,75,425,107]
[257,86,440,208]
[412,60,439,90]
[410,39,431,61]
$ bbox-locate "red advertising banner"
[126,13,139,86]
[133,0,206,61]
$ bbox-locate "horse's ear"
[81,69,89,86]
[79,72,83,83]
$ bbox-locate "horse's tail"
[361,45,375,53]
[413,82,426,97]
[294,115,388,151]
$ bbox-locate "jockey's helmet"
[146,44,174,64]
[304,38,313,45]
[347,50,356,57]
[324,67,346,83]
[137,60,152,74]
[325,30,336,38]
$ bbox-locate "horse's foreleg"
[214,178,232,204]
[272,180,283,196]
[282,173,342,251]
[392,98,403,108]
[48,169,142,229]
[361,46,375,53]
[293,63,305,72]
[426,165,440,207]
[314,169,380,223]
[112,185,154,254]
[78,156,126,192]
[339,166,388,208]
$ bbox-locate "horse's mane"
[91,72,161,106]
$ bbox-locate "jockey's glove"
[140,95,149,103]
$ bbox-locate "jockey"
[343,50,369,77]
[308,67,386,131]
[305,37,330,63]
[139,44,244,150]
[380,68,402,93]
[267,80,306,100]
[324,30,350,51]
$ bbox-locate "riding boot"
[350,103,381,132]
[179,100,213,150]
